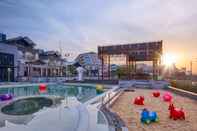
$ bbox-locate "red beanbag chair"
[134,96,144,105]
[153,91,160,97]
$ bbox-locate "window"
[0,52,14,66]
[0,53,15,82]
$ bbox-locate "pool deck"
[110,89,197,131]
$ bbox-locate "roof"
[40,51,61,57]
[25,60,46,65]
[63,61,75,66]
[6,36,36,47]
[98,41,163,61]
[78,52,96,56]
[75,52,97,61]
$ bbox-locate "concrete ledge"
[168,86,197,100]
[65,80,119,85]
[101,106,126,131]
[119,80,169,89]
[99,88,128,131]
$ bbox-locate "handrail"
[101,89,123,107]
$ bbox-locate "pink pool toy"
[163,92,173,102]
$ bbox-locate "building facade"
[0,33,6,42]
[0,42,18,82]
[75,52,101,77]
[0,34,66,82]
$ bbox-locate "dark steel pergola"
[98,41,163,80]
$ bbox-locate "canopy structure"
[98,41,163,80]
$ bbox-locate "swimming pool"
[0,84,99,103]
[0,84,106,131]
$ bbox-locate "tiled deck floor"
[110,89,197,131]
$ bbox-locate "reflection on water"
[2,97,53,115]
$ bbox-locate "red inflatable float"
[39,84,47,93]
[168,103,185,120]
[134,96,144,105]
[152,91,160,97]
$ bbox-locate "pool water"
[0,84,98,103]
[0,84,103,131]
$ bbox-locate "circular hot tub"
[1,97,53,115]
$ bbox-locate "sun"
[162,53,177,66]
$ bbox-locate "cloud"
[0,0,197,64]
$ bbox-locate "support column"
[27,66,29,77]
[29,65,33,80]
[46,68,48,77]
[153,59,158,80]
[60,68,63,76]
[40,67,43,77]
[132,60,135,79]
[128,59,131,79]
[51,68,53,77]
[158,58,162,77]
[108,55,110,80]
[59,68,61,77]
[101,55,104,80]
[126,55,129,79]
[98,66,99,80]
[65,66,67,77]
[27,65,30,80]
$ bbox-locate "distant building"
[6,36,37,61]
[3,35,65,81]
[39,51,62,65]
[62,60,75,74]
[0,33,6,42]
[110,64,119,71]
[0,42,19,82]
[137,63,152,74]
[75,52,101,76]
[22,51,64,79]
[38,51,64,77]
[5,36,38,79]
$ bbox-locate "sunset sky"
[0,0,197,73]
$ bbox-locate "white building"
[2,35,66,82]
[75,52,101,76]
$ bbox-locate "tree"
[68,65,77,76]
[116,66,128,79]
